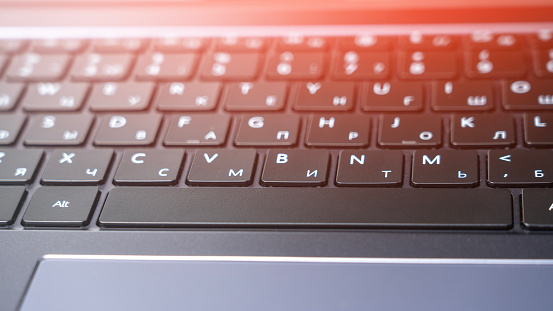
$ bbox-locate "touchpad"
[19,256,553,311]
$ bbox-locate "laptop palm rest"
[19,256,553,311]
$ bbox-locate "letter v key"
[204,153,218,163]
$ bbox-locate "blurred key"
[155,82,221,111]
[398,50,457,79]
[0,149,43,184]
[0,83,25,111]
[0,40,27,54]
[378,115,441,147]
[465,31,524,50]
[6,53,70,82]
[451,114,515,147]
[532,49,553,77]
[276,35,329,51]
[94,114,161,146]
[214,36,268,51]
[134,52,198,81]
[529,30,553,49]
[25,114,93,146]
[88,82,154,111]
[164,114,230,146]
[92,38,148,53]
[0,114,25,145]
[465,49,526,78]
[201,52,261,80]
[71,53,134,81]
[22,82,89,112]
[502,79,553,110]
[337,35,392,51]
[293,82,355,111]
[331,51,389,80]
[399,33,457,50]
[362,81,423,111]
[31,39,87,54]
[224,82,287,111]
[432,81,494,111]
[152,37,208,52]
[267,51,325,80]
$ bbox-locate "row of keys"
[1,148,551,187]
[2,113,552,147]
[1,79,552,113]
[2,185,551,229]
[1,47,553,83]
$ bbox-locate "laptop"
[1,0,553,310]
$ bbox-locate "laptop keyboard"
[0,32,552,230]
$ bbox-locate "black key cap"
[0,82,25,111]
[412,150,479,187]
[235,115,300,147]
[31,39,87,54]
[337,35,392,51]
[164,114,230,146]
[488,150,553,186]
[155,82,221,111]
[276,35,329,51]
[6,53,70,82]
[98,187,512,229]
[0,186,26,226]
[187,149,256,186]
[305,115,369,147]
[378,115,441,147]
[152,37,208,52]
[94,114,161,146]
[524,113,553,146]
[532,49,553,78]
[24,114,93,146]
[88,82,155,111]
[22,82,89,112]
[0,113,26,145]
[362,82,423,111]
[22,186,98,227]
[522,188,553,230]
[399,33,457,50]
[432,81,494,111]
[397,50,457,79]
[293,82,355,111]
[0,40,27,54]
[451,114,515,147]
[71,53,134,81]
[266,51,325,80]
[261,150,329,186]
[114,149,185,185]
[214,36,268,51]
[331,51,389,80]
[0,150,43,184]
[465,49,526,78]
[502,79,553,110]
[91,38,148,53]
[42,149,113,185]
[224,82,287,111]
[335,150,403,186]
[201,52,261,80]
[134,52,198,81]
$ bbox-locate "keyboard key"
[0,113,26,145]
[532,49,553,77]
[261,149,329,186]
[522,188,553,230]
[412,150,479,187]
[331,51,389,80]
[235,114,300,146]
[0,186,26,226]
[71,53,134,81]
[201,52,261,80]
[431,81,494,111]
[337,35,392,51]
[164,114,230,146]
[530,30,553,49]
[98,187,512,229]
[0,150,43,184]
[335,150,403,186]
[6,53,70,82]
[0,83,25,111]
[488,150,553,186]
[276,35,329,51]
[524,113,553,146]
[266,51,325,80]
[399,33,458,50]
[224,82,287,111]
[305,115,369,147]
[451,114,515,147]
[465,49,526,78]
[465,32,524,50]
[0,55,7,74]
[22,82,89,112]
[94,114,161,146]
[362,81,423,111]
[155,82,221,111]
[397,50,457,79]
[41,149,113,185]
[88,82,155,111]
[91,38,148,53]
[114,149,185,185]
[30,39,87,54]
[214,36,268,51]
[187,149,256,186]
[22,186,99,227]
[0,40,27,54]
[378,115,441,147]
[293,82,355,111]
[502,79,553,110]
[134,52,199,81]
[25,114,93,146]
[152,37,208,52]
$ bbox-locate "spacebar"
[98,188,512,229]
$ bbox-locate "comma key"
[488,150,553,187]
